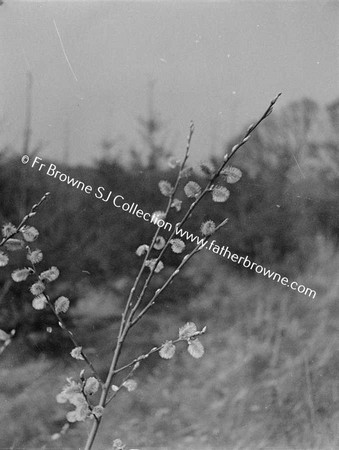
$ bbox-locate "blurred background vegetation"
[0,95,339,449]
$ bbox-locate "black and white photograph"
[0,1,339,449]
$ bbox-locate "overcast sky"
[1,1,338,165]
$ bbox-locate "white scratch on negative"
[53,19,78,82]
[292,153,306,179]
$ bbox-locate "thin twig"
[0,193,50,358]
[105,327,206,406]
[0,192,50,247]
[113,328,206,377]
[105,363,138,406]
[119,122,195,331]
[43,294,102,383]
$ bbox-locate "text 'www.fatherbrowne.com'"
[174,224,316,299]
[25,156,316,299]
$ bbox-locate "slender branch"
[0,193,49,359]
[113,328,206,377]
[125,124,197,322]
[84,335,125,449]
[85,215,227,446]
[93,125,196,439]
[16,219,102,382]
[43,294,102,383]
[118,122,195,332]
[3,192,103,383]
[127,95,281,324]
[83,93,281,449]
[0,192,50,247]
[211,93,282,184]
[105,327,207,406]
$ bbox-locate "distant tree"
[137,80,171,171]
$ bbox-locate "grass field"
[1,242,338,450]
